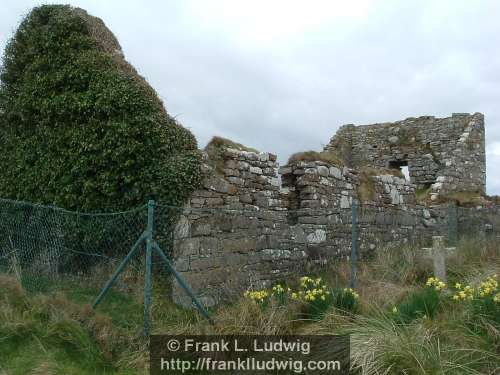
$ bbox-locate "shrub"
[244,283,290,308]
[0,5,202,212]
[473,275,500,325]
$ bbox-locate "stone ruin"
[9,7,489,307]
[171,113,495,307]
[324,112,486,199]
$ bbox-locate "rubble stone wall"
[170,113,490,307]
[456,205,500,238]
[324,113,486,197]
[172,148,445,307]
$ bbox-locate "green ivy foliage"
[0,5,202,212]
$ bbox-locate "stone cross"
[422,236,456,283]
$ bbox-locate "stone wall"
[324,113,486,197]
[171,147,450,307]
[171,149,304,306]
[169,113,491,307]
[456,205,500,238]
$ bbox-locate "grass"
[287,150,344,166]
[394,287,441,323]
[0,276,148,374]
[416,186,431,201]
[0,237,499,374]
[0,276,199,374]
[205,136,259,155]
[440,191,485,206]
[357,166,405,202]
[204,136,259,174]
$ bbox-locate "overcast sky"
[2,1,500,194]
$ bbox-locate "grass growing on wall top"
[287,150,344,166]
[205,136,259,154]
[205,136,259,174]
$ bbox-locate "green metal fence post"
[153,242,214,325]
[93,232,146,309]
[350,199,358,289]
[447,201,457,247]
[143,200,155,336]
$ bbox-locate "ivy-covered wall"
[0,5,202,212]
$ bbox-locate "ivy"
[0,5,202,212]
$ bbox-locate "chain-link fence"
[0,198,211,335]
[1,197,499,334]
[349,201,500,286]
[0,198,146,292]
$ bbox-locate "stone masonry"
[171,113,494,307]
[324,113,486,199]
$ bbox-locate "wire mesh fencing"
[1,196,499,333]
[0,198,214,335]
[0,198,148,293]
[349,201,500,286]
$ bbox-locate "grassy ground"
[0,237,499,374]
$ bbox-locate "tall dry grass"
[1,236,498,374]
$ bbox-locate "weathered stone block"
[249,166,263,175]
[177,238,200,255]
[317,165,329,177]
[221,237,257,253]
[203,176,237,194]
[199,237,219,254]
[279,166,293,175]
[228,177,245,186]
[224,168,240,177]
[174,215,190,239]
[340,195,351,208]
[237,161,250,170]
[306,229,327,244]
[192,222,211,236]
[190,256,220,271]
[174,257,190,272]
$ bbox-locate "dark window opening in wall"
[388,160,410,181]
